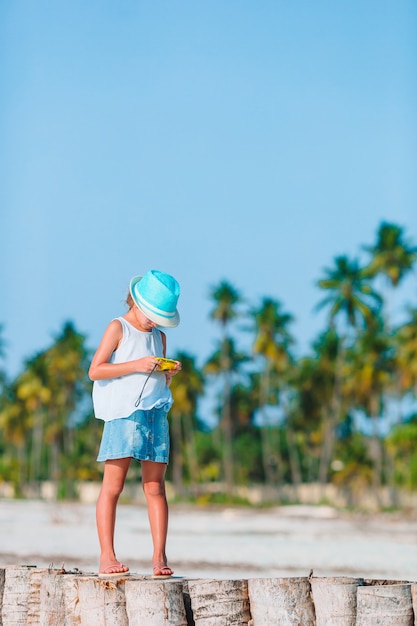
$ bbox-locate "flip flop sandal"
[151,566,173,579]
[98,565,130,578]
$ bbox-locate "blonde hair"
[126,291,134,309]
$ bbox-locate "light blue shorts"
[97,406,170,464]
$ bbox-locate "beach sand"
[1,499,417,581]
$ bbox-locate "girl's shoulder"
[96,318,125,354]
[111,317,131,340]
[108,317,125,331]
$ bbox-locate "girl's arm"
[89,320,157,381]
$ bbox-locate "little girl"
[89,269,181,578]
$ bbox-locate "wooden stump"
[356,583,413,626]
[125,578,187,625]
[27,567,50,624]
[181,579,195,626]
[1,565,37,625]
[248,577,315,625]
[364,578,409,585]
[40,570,84,625]
[77,575,129,626]
[310,576,363,626]
[410,583,417,626]
[0,567,5,615]
[187,579,251,626]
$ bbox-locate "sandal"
[152,565,173,579]
[98,563,130,578]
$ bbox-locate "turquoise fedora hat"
[130,270,180,328]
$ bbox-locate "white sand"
[1,499,417,581]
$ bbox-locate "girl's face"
[134,306,157,331]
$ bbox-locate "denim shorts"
[97,406,170,463]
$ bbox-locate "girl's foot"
[152,563,173,578]
[99,561,130,577]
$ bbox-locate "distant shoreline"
[1,499,417,581]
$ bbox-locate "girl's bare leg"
[96,458,131,574]
[141,460,173,576]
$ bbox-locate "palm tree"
[0,323,94,490]
[315,255,382,482]
[42,322,90,486]
[0,325,7,392]
[317,256,382,329]
[363,223,417,485]
[364,221,417,326]
[15,360,51,483]
[364,221,417,287]
[396,307,417,398]
[345,315,396,487]
[207,280,242,494]
[204,335,246,493]
[0,380,31,490]
[169,352,204,496]
[251,297,295,485]
[386,417,417,490]
[295,329,339,484]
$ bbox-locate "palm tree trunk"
[30,410,44,482]
[281,391,301,486]
[318,340,344,484]
[221,370,234,494]
[258,366,279,486]
[219,329,234,495]
[260,423,275,486]
[50,439,61,484]
[286,426,302,486]
[183,412,199,490]
[17,445,26,496]
[318,406,336,484]
[370,395,383,490]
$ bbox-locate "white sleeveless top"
[92,317,173,421]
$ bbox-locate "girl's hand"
[137,356,158,373]
[170,361,182,374]
[165,361,181,386]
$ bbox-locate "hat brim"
[129,275,180,328]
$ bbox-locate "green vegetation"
[1,221,417,502]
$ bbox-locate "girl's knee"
[101,478,125,500]
[143,480,166,498]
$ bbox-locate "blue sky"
[1,0,417,379]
